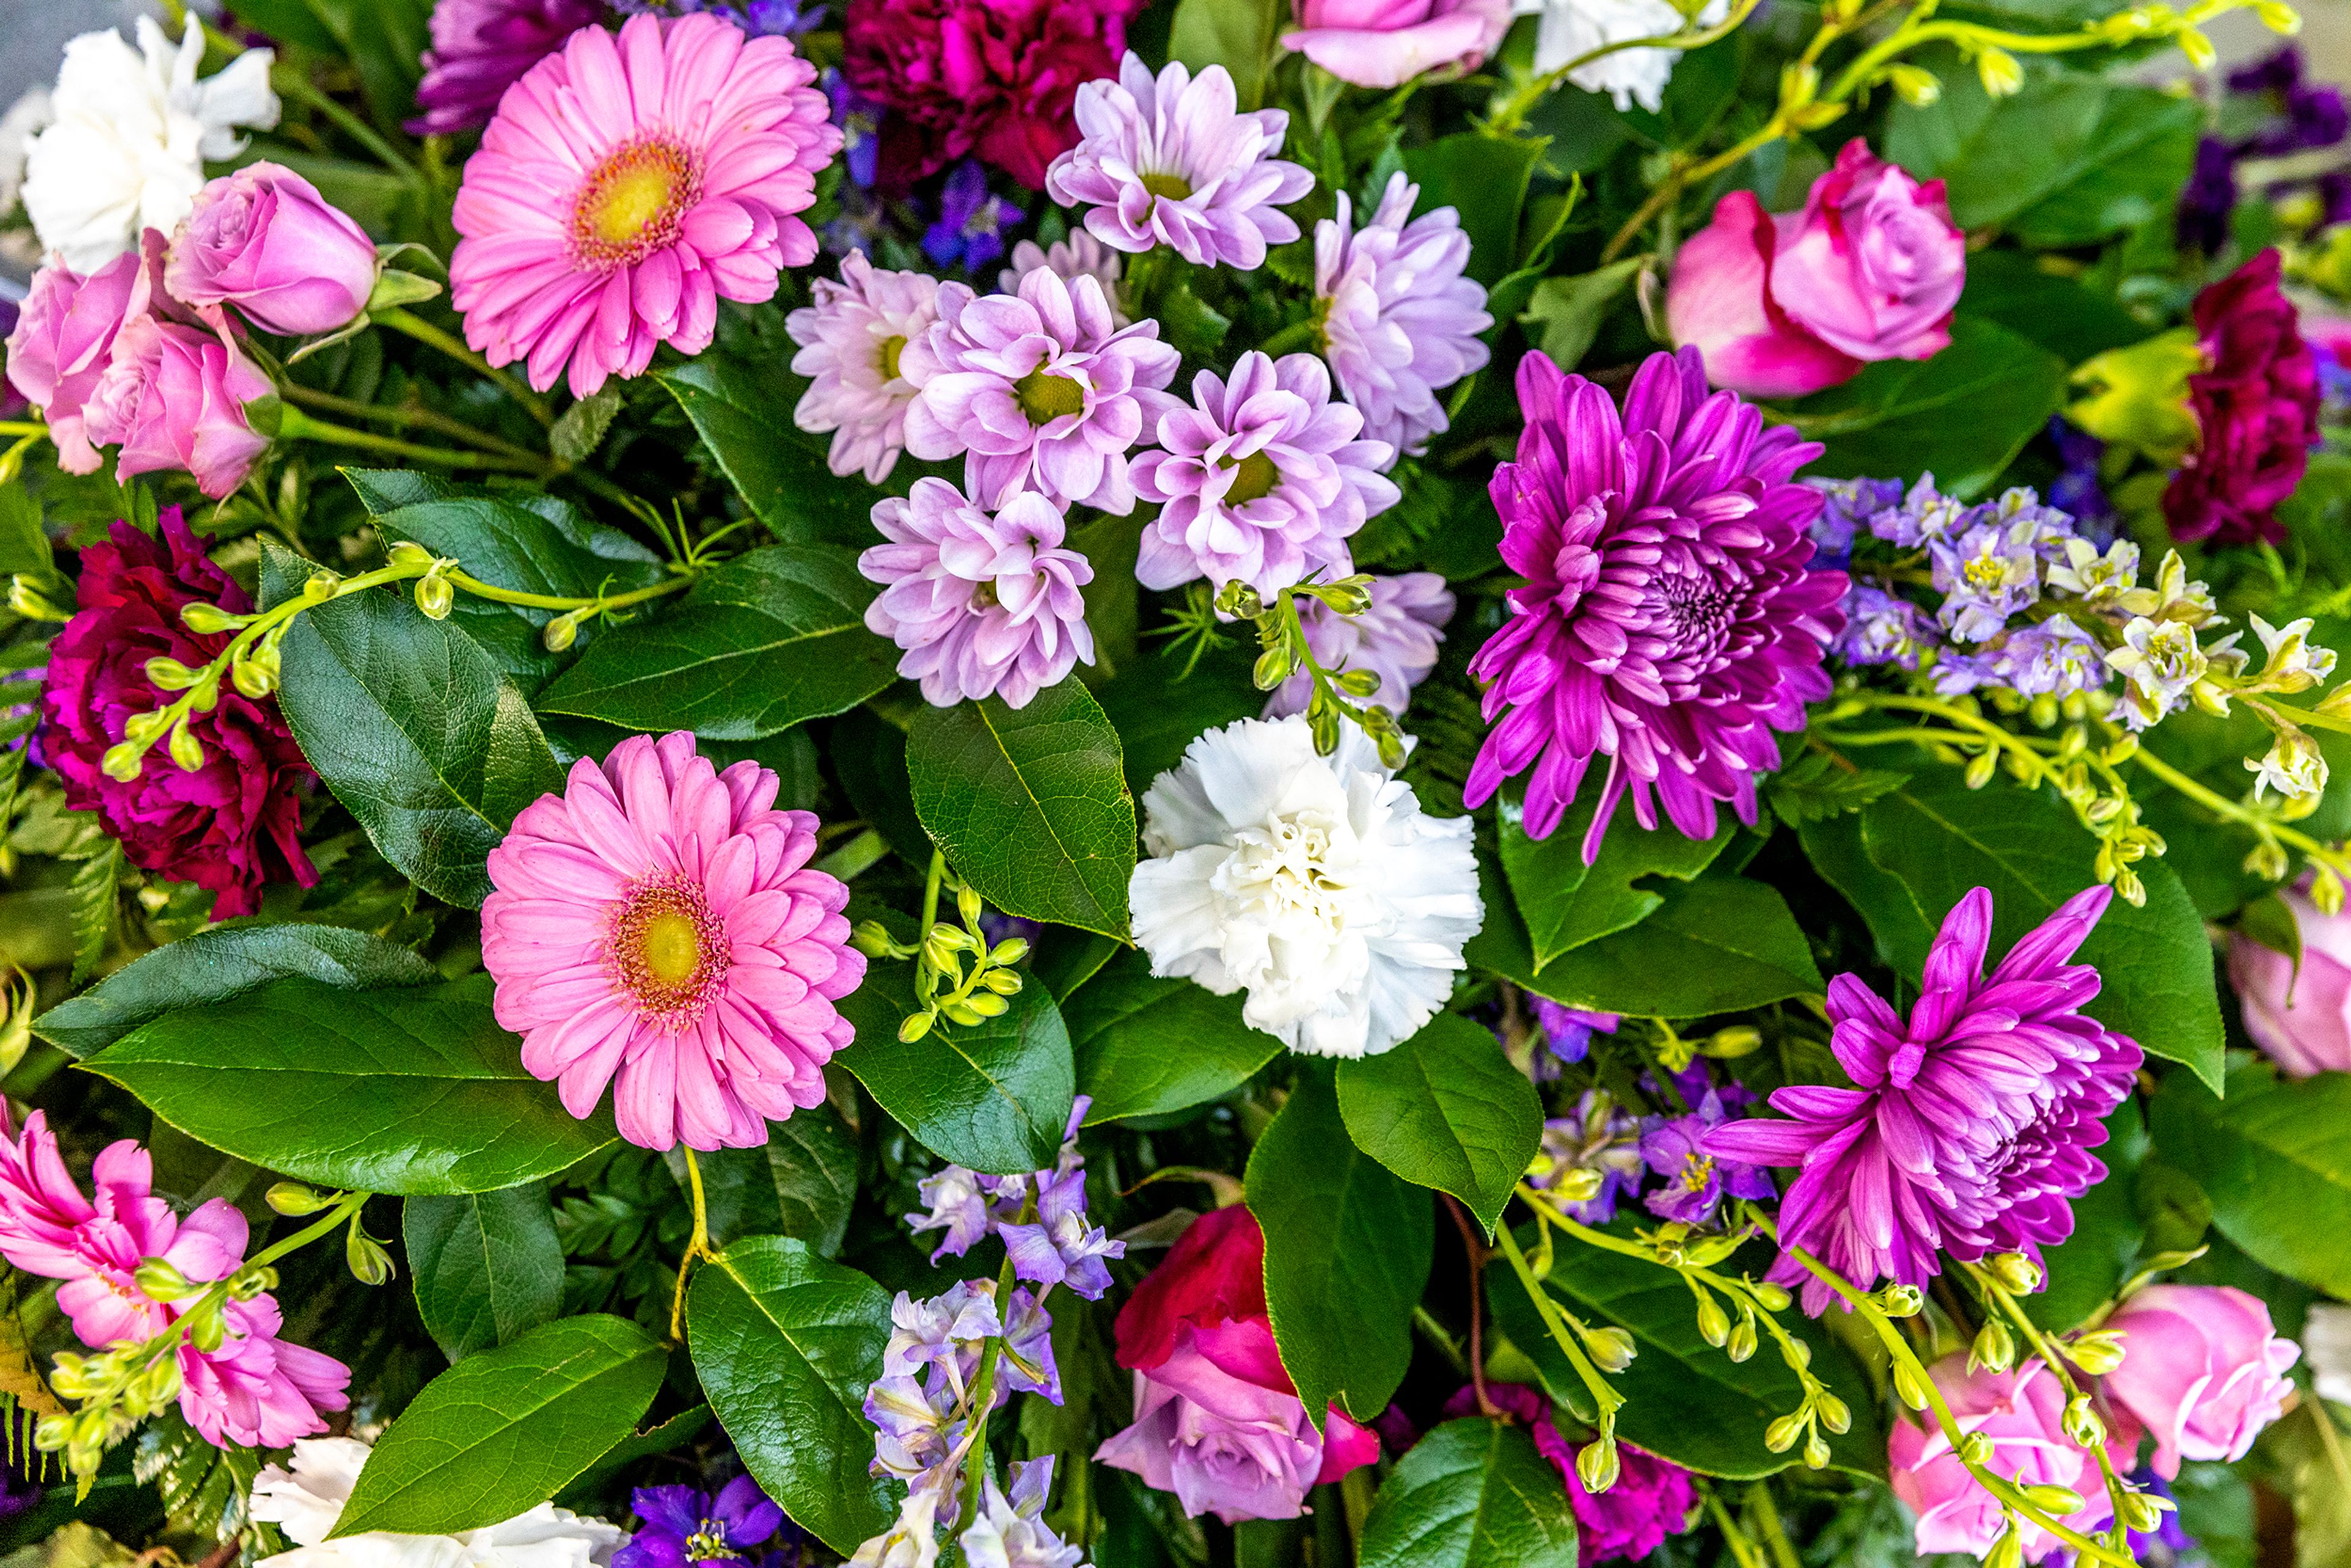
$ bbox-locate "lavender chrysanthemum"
[1045,54,1311,271]
[1265,571,1453,718]
[1707,885,2143,1315]
[860,478,1096,709]
[1313,171,1491,459]
[410,0,603,136]
[786,250,940,484]
[1000,232,1123,309]
[1463,348,1847,860]
[902,267,1180,514]
[1131,351,1400,598]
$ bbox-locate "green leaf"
[1957,250,2152,369]
[656,355,875,547]
[279,586,566,907]
[1246,1069,1433,1425]
[907,679,1138,939]
[1764,750,1911,828]
[834,959,1076,1174]
[1357,1418,1580,1568]
[833,706,929,868]
[765,1108,862,1259]
[1093,640,1262,801]
[1167,0,1283,108]
[82,974,612,1195]
[278,0,432,137]
[332,1314,665,1537]
[66,839,120,988]
[1336,1014,1541,1234]
[1520,260,1645,374]
[1487,1230,1885,1479]
[687,1236,896,1554]
[36,925,436,1058]
[557,1406,714,1509]
[536,546,896,740]
[1065,947,1281,1123]
[1475,872,1823,1017]
[2150,1062,2351,1296]
[1499,793,1734,970]
[403,1185,566,1362]
[1403,133,1545,287]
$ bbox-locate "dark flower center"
[1014,367,1086,426]
[1141,171,1193,203]
[1220,451,1281,506]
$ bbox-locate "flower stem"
[270,62,425,185]
[1706,1490,1769,1568]
[276,404,550,473]
[1745,1482,1804,1568]
[281,384,539,458]
[445,568,691,615]
[374,308,554,427]
[956,1247,1022,1528]
[1492,1221,1624,1429]
[669,1147,714,1342]
[1441,1195,1498,1418]
[0,422,47,440]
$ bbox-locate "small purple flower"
[615,1476,784,1568]
[1528,1090,1646,1224]
[1639,1091,1774,1226]
[923,162,1024,276]
[828,72,885,189]
[1807,477,1902,571]
[1929,518,2041,643]
[907,1163,994,1261]
[1529,999,1618,1071]
[1639,1058,1751,1112]
[2179,137,2238,255]
[864,1371,956,1480]
[884,1280,1003,1384]
[1265,572,1453,719]
[1045,54,1311,271]
[999,1166,1125,1300]
[1991,615,2105,700]
[1869,473,1971,548]
[2230,47,2349,155]
[999,1286,1062,1403]
[1834,585,1932,671]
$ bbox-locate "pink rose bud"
[1280,0,1510,89]
[2099,1285,2299,1478]
[81,315,274,500]
[2,252,142,476]
[1666,190,1863,400]
[165,163,378,337]
[2228,882,2351,1077]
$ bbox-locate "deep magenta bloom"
[482,732,868,1152]
[1708,885,2142,1314]
[1527,1418,1695,1567]
[40,509,317,918]
[1463,348,1845,861]
[2163,249,2320,546]
[410,0,606,135]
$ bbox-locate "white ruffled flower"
[1512,0,1727,113]
[1129,713,1482,1059]
[0,89,52,217]
[250,1437,624,1568]
[2308,1302,2351,1407]
[21,17,279,272]
[786,249,942,485]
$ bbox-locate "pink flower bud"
[165,163,378,337]
[2228,882,2351,1076]
[81,315,273,499]
[2099,1285,2299,1478]
[1279,0,1512,89]
[2,252,141,475]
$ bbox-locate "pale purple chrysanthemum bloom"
[1707,885,2143,1315]
[1313,171,1492,460]
[999,233,1125,320]
[903,268,1181,514]
[1930,517,2042,643]
[1045,54,1311,271]
[1463,348,1847,861]
[1528,1089,1644,1224]
[1131,351,1400,599]
[1834,584,1932,672]
[1640,1090,1772,1227]
[861,478,1097,710]
[999,1165,1124,1299]
[409,0,602,136]
[1265,571,1454,718]
[786,250,942,484]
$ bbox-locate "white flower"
[2248,726,2327,803]
[2307,1302,2351,1407]
[2106,617,2208,730]
[998,234,1125,326]
[850,1476,945,1568]
[958,1458,1082,1568]
[250,1436,624,1568]
[787,250,942,485]
[1511,0,1727,113]
[1129,713,1482,1059]
[21,17,279,272]
[0,89,53,217]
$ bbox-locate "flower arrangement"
[0,0,2343,1564]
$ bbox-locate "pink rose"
[2,252,141,476]
[1280,0,1510,89]
[81,315,273,500]
[2228,882,2351,1077]
[165,163,378,338]
[1668,138,1964,399]
[2100,1285,2299,1478]
[1888,1356,2131,1561]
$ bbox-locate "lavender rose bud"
[2229,882,2351,1076]
[165,163,378,337]
[81,315,274,500]
[2,252,141,475]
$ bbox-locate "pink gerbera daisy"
[482,732,869,1152]
[449,12,843,399]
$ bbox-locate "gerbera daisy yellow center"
[572,140,699,269]
[609,874,729,1029]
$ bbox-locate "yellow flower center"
[571,140,699,269]
[1141,171,1193,203]
[608,875,728,1029]
[1014,367,1086,426]
[1221,451,1281,506]
[878,333,907,383]
[639,910,702,988]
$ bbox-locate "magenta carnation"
[860,477,1097,708]
[482,731,868,1152]
[410,0,607,136]
[1463,347,1845,860]
[40,508,317,918]
[1536,1431,1697,1567]
[1707,885,2143,1315]
[1131,350,1398,598]
[449,12,841,398]
[2163,248,2320,546]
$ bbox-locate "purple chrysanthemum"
[1265,571,1453,718]
[1131,350,1400,598]
[786,250,941,484]
[902,266,1180,514]
[1707,885,2143,1315]
[409,0,604,135]
[1462,348,1847,861]
[860,478,1096,709]
[1045,54,1311,271]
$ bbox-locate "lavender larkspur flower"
[1808,476,1902,571]
[903,267,1181,513]
[1929,516,2041,643]
[1834,585,1931,672]
[999,1286,1062,1403]
[998,1165,1124,1299]
[923,160,1022,274]
[1639,1090,1772,1226]
[1265,571,1453,719]
[1708,885,2142,1313]
[613,1476,784,1568]
[1045,54,1311,271]
[1313,171,1491,459]
[1528,1089,1645,1223]
[1131,350,1400,598]
[860,478,1096,710]
[1463,347,1846,860]
[788,250,942,484]
[1531,999,1618,1071]
[1869,473,1971,547]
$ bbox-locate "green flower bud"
[1252,646,1293,691]
[940,998,987,1027]
[1893,1360,1933,1411]
[1583,1326,1635,1373]
[1971,1318,2016,1375]
[347,1227,395,1286]
[963,989,1010,1019]
[1725,1313,1758,1364]
[981,967,1023,996]
[142,657,199,690]
[102,741,144,782]
[2064,1330,2127,1376]
[1878,1283,1924,1318]
[1958,1430,1996,1467]
[1803,1430,1832,1469]
[1694,1291,1730,1348]
[1764,1413,1804,1454]
[2061,1392,2104,1448]
[231,650,276,699]
[542,612,582,653]
[132,1258,195,1302]
[898,1010,936,1043]
[1985,1523,2024,1568]
[414,572,454,621]
[2117,1488,2170,1534]
[957,883,984,928]
[168,721,205,773]
[990,937,1030,966]
[386,541,438,571]
[1575,1438,1619,1495]
[1815,1392,1852,1435]
[1886,62,1941,107]
[1987,1253,2042,1293]
[1749,1280,1792,1313]
[850,920,898,959]
[1975,45,2023,96]
[2020,1484,2084,1518]
[301,569,341,604]
[268,1182,335,1216]
[1553,1167,1603,1202]
[1214,580,1262,620]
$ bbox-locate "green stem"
[1601,122,1781,263]
[277,404,549,473]
[375,308,554,427]
[1707,1490,1769,1568]
[1961,1261,2134,1549]
[271,63,424,183]
[1259,317,1322,358]
[281,384,538,458]
[2124,738,2351,875]
[1486,0,1763,135]
[444,567,690,614]
[1492,1222,1623,1426]
[669,1148,713,1341]
[0,422,48,440]
[1745,1482,1803,1568]
[957,1248,1022,1529]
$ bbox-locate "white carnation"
[250,1437,625,1568]
[1129,713,1482,1059]
[1512,0,1728,113]
[21,17,279,272]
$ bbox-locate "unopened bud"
[1701,1026,1763,1057]
[1575,1438,1619,1495]
[301,569,340,604]
[1750,1280,1791,1313]
[102,741,144,782]
[1318,579,1374,617]
[1878,1283,1924,1318]
[1886,62,1941,105]
[1894,1360,1933,1411]
[231,651,276,699]
[1965,748,1999,789]
[2061,1392,2105,1447]
[980,967,1022,996]
[414,572,454,621]
[186,1300,228,1353]
[957,883,983,928]
[1815,1392,1852,1435]
[1976,45,2023,96]
[1764,1413,1804,1454]
[347,1228,394,1286]
[167,721,204,773]
[1972,1318,2016,1374]
[386,541,437,571]
[2117,1488,2170,1534]
[542,612,582,653]
[1803,1430,1831,1469]
[1583,1326,1635,1373]
[1985,1523,2024,1568]
[268,1182,335,1216]
[1726,1313,1758,1364]
[1553,1167,1603,1202]
[1251,647,1293,691]
[898,1010,936,1043]
[990,937,1030,966]
[1336,667,1382,699]
[8,576,68,621]
[132,1258,195,1302]
[2064,1330,2127,1376]
[2020,1484,2085,1518]
[1694,1292,1730,1348]
[850,920,896,958]
[1214,580,1263,620]
[962,990,1010,1019]
[1959,1430,1996,1466]
[1987,1253,2042,1293]
[179,602,244,634]
[939,998,986,1027]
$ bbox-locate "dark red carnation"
[40,508,316,917]
[2164,249,2321,546]
[841,0,1141,190]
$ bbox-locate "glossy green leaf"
[1357,1418,1580,1568]
[765,1108,862,1259]
[333,1314,664,1536]
[1247,1069,1432,1425]
[535,546,896,740]
[403,1185,565,1362]
[1499,794,1734,970]
[688,1236,896,1553]
[1066,947,1280,1123]
[2151,1062,2351,1296]
[834,959,1076,1174]
[36,925,435,1058]
[279,587,566,907]
[1404,133,1545,286]
[1957,250,2151,368]
[1093,640,1262,803]
[907,679,1137,938]
[82,975,612,1195]
[1476,872,1823,1017]
[1337,1014,1542,1235]
[1167,0,1283,108]
[656,354,874,547]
